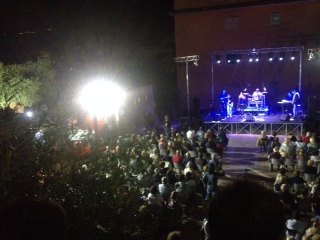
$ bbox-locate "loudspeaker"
[244,115,255,122]
[280,114,290,121]
[211,114,222,121]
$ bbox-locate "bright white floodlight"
[26,111,33,118]
[79,80,126,117]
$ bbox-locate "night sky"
[0,1,175,87]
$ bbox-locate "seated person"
[304,160,317,175]
[268,147,282,171]
[256,131,268,152]
[289,170,305,187]
[286,210,307,239]
[174,174,191,205]
[277,184,296,211]
[147,185,164,207]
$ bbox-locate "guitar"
[227,99,233,107]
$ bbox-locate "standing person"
[219,89,228,118]
[202,164,225,200]
[291,89,300,120]
[164,115,171,138]
[226,94,233,118]
[196,127,205,142]
[237,92,247,116]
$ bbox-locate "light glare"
[79,80,125,117]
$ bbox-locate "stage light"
[255,54,260,62]
[291,51,297,60]
[216,55,221,63]
[309,53,314,60]
[236,54,241,63]
[268,52,273,61]
[279,52,285,61]
[194,60,198,66]
[226,54,232,63]
[248,54,253,62]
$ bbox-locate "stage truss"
[210,46,304,102]
[204,121,303,136]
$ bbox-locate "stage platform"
[203,113,304,136]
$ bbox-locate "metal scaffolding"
[174,55,200,124]
[210,46,304,101]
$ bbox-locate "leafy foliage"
[0,116,160,240]
[0,57,55,110]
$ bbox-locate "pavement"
[222,133,281,182]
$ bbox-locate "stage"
[203,112,305,136]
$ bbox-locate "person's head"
[311,217,320,229]
[185,171,192,180]
[280,183,289,192]
[0,197,67,240]
[169,191,178,201]
[161,176,168,184]
[159,161,166,168]
[206,179,286,240]
[150,185,159,195]
[279,167,287,175]
[307,159,315,167]
[178,174,185,182]
[275,173,284,183]
[293,170,301,177]
[255,88,259,92]
[167,231,182,240]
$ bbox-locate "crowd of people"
[5,113,320,239]
[256,130,320,239]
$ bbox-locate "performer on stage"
[252,88,263,101]
[237,92,247,116]
[291,89,300,119]
[226,94,233,118]
[219,89,228,117]
[252,88,263,107]
[238,92,246,105]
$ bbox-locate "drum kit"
[242,91,267,108]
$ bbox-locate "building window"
[225,16,240,30]
[271,12,281,26]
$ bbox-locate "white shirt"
[196,130,205,141]
[187,130,195,140]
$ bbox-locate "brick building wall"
[173,0,320,114]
